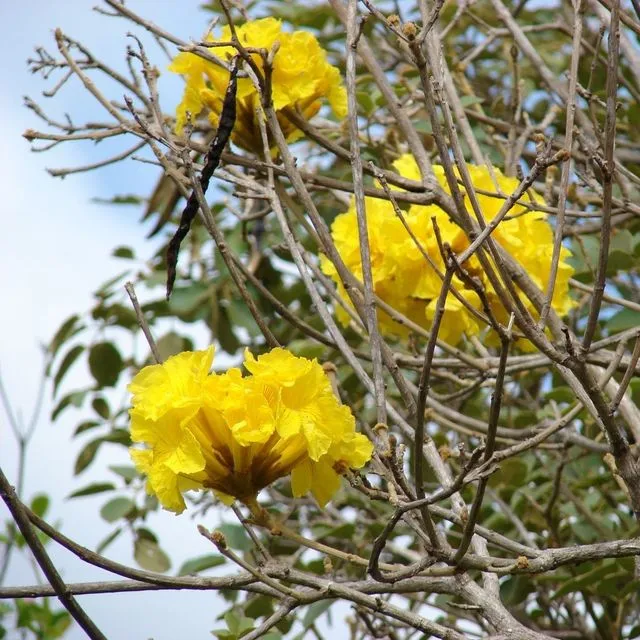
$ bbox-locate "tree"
[3,0,640,637]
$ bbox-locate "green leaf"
[48,315,83,361]
[460,95,484,107]
[607,309,640,333]
[95,270,130,297]
[96,527,122,554]
[30,494,49,518]
[610,229,633,254]
[245,596,274,619]
[178,554,226,576]
[414,120,433,134]
[303,601,333,629]
[92,303,138,330]
[92,194,142,206]
[134,537,171,572]
[606,250,634,275]
[88,342,123,388]
[53,345,84,396]
[73,420,101,436]
[102,428,131,446]
[156,331,192,361]
[489,458,528,488]
[74,439,102,475]
[217,307,240,354]
[169,283,210,316]
[544,387,574,404]
[109,465,137,482]
[217,524,251,552]
[136,526,158,543]
[500,575,534,606]
[287,340,326,360]
[112,246,135,259]
[226,301,261,338]
[68,482,115,499]
[315,523,355,541]
[100,497,135,522]
[92,396,110,419]
[551,561,617,598]
[356,91,374,114]
[55,391,89,423]
[223,612,254,636]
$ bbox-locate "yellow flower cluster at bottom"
[128,347,372,513]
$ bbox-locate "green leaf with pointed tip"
[74,420,101,436]
[178,554,225,576]
[68,482,115,498]
[96,527,122,555]
[92,397,110,419]
[74,439,102,475]
[53,345,84,396]
[48,315,83,361]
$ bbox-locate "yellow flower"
[291,431,374,507]
[169,17,347,150]
[128,347,213,421]
[425,289,483,346]
[322,155,574,345]
[129,347,372,513]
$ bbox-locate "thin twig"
[580,0,620,354]
[125,281,161,363]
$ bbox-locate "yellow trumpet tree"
[3,0,640,639]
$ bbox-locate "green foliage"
[177,554,226,576]
[216,525,251,552]
[133,535,171,573]
[13,599,71,639]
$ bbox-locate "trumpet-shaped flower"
[129,347,372,513]
[169,17,347,151]
[322,155,574,345]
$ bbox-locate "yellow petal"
[291,459,312,497]
[309,458,341,507]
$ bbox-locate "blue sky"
[0,2,266,638]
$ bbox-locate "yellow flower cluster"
[169,17,347,150]
[322,156,574,346]
[128,347,372,513]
